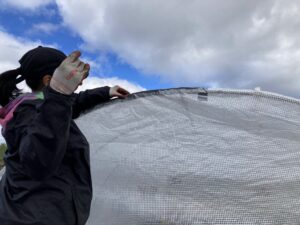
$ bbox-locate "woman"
[0,46,129,225]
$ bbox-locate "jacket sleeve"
[72,86,111,119]
[15,87,74,181]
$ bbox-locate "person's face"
[42,75,52,87]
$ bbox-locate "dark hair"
[0,68,24,106]
[25,78,44,92]
[0,68,46,106]
[0,46,66,107]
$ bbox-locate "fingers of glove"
[110,85,130,98]
[75,66,89,88]
[74,63,89,81]
[77,64,89,86]
[114,92,127,99]
[113,86,130,95]
[73,61,89,80]
[65,51,81,63]
[60,58,86,79]
[82,63,90,78]
[117,87,130,95]
[72,59,82,68]
[77,60,85,71]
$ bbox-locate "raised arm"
[72,85,130,119]
[72,86,111,119]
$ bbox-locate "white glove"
[50,51,89,95]
[109,85,130,98]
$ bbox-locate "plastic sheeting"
[2,88,300,224]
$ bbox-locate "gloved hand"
[50,51,89,95]
[109,85,130,98]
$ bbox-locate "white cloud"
[29,23,60,35]
[0,31,42,72]
[76,76,145,94]
[55,0,300,98]
[0,0,53,10]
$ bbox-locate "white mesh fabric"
[78,88,300,225]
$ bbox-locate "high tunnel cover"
[2,88,300,224]
[78,88,300,225]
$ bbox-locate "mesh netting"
[2,88,300,224]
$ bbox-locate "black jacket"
[0,86,111,225]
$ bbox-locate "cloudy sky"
[0,0,300,143]
[0,0,299,98]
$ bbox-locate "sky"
[0,0,300,142]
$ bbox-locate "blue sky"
[0,4,164,89]
[0,0,300,144]
[0,2,173,92]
